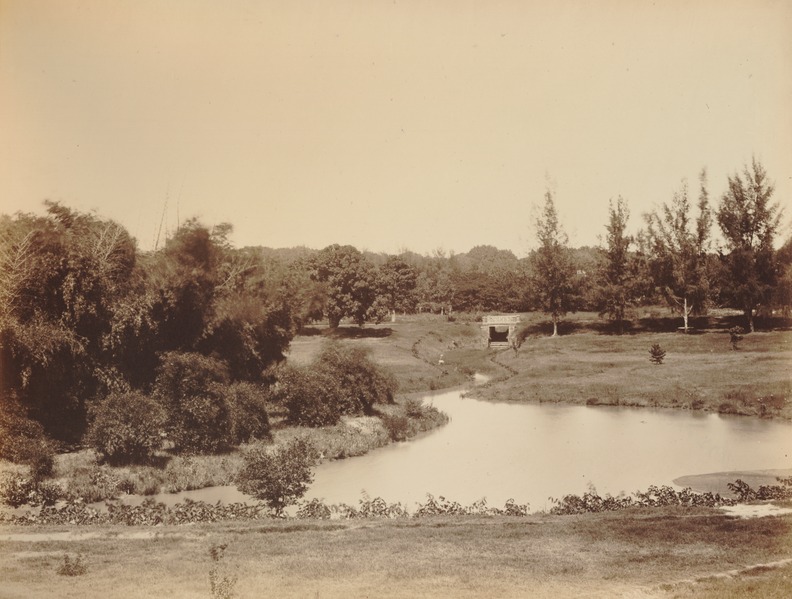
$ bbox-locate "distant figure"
[438,354,445,365]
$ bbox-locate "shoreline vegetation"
[2,311,790,508]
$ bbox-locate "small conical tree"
[649,344,666,365]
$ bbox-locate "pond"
[132,384,792,513]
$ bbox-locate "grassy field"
[1,507,790,598]
[462,315,792,420]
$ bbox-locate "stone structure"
[481,314,521,347]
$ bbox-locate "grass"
[473,324,792,419]
[288,316,486,392]
[1,508,790,597]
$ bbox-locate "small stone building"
[481,314,521,348]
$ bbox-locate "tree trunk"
[552,317,558,337]
[682,296,689,333]
[745,308,755,333]
[391,310,396,323]
[328,315,341,329]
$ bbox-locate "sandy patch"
[673,468,792,496]
[720,503,792,519]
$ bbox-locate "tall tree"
[644,173,712,331]
[378,255,418,321]
[716,158,782,332]
[594,196,637,334]
[0,203,137,441]
[530,190,577,337]
[310,244,380,328]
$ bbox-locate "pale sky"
[2,0,791,255]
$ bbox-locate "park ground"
[1,507,791,598]
[1,310,791,597]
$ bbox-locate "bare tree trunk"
[745,308,755,333]
[552,316,558,337]
[682,296,689,332]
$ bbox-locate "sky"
[1,0,791,256]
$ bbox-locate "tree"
[716,158,782,332]
[153,352,232,454]
[530,190,578,336]
[644,173,712,331]
[773,236,792,316]
[236,437,318,516]
[594,197,638,333]
[0,203,137,442]
[379,256,418,320]
[310,245,381,328]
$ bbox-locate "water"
[125,386,792,513]
[304,389,792,511]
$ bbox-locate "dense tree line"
[0,158,788,465]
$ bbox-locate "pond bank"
[674,468,792,496]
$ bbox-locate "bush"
[236,437,318,515]
[315,342,397,415]
[224,382,271,444]
[85,391,166,465]
[403,398,424,418]
[57,554,88,577]
[154,352,233,454]
[0,400,56,479]
[273,365,344,427]
[381,413,411,441]
[0,472,63,507]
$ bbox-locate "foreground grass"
[1,507,790,598]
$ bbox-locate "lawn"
[468,320,791,420]
[1,507,790,598]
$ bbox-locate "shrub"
[648,344,666,365]
[403,398,424,418]
[85,391,166,465]
[154,352,233,453]
[381,413,411,441]
[224,382,271,444]
[236,437,318,515]
[0,472,63,507]
[296,498,332,519]
[0,400,56,479]
[208,543,237,599]
[57,554,87,577]
[729,326,744,350]
[315,343,397,415]
[154,351,230,399]
[272,365,344,427]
